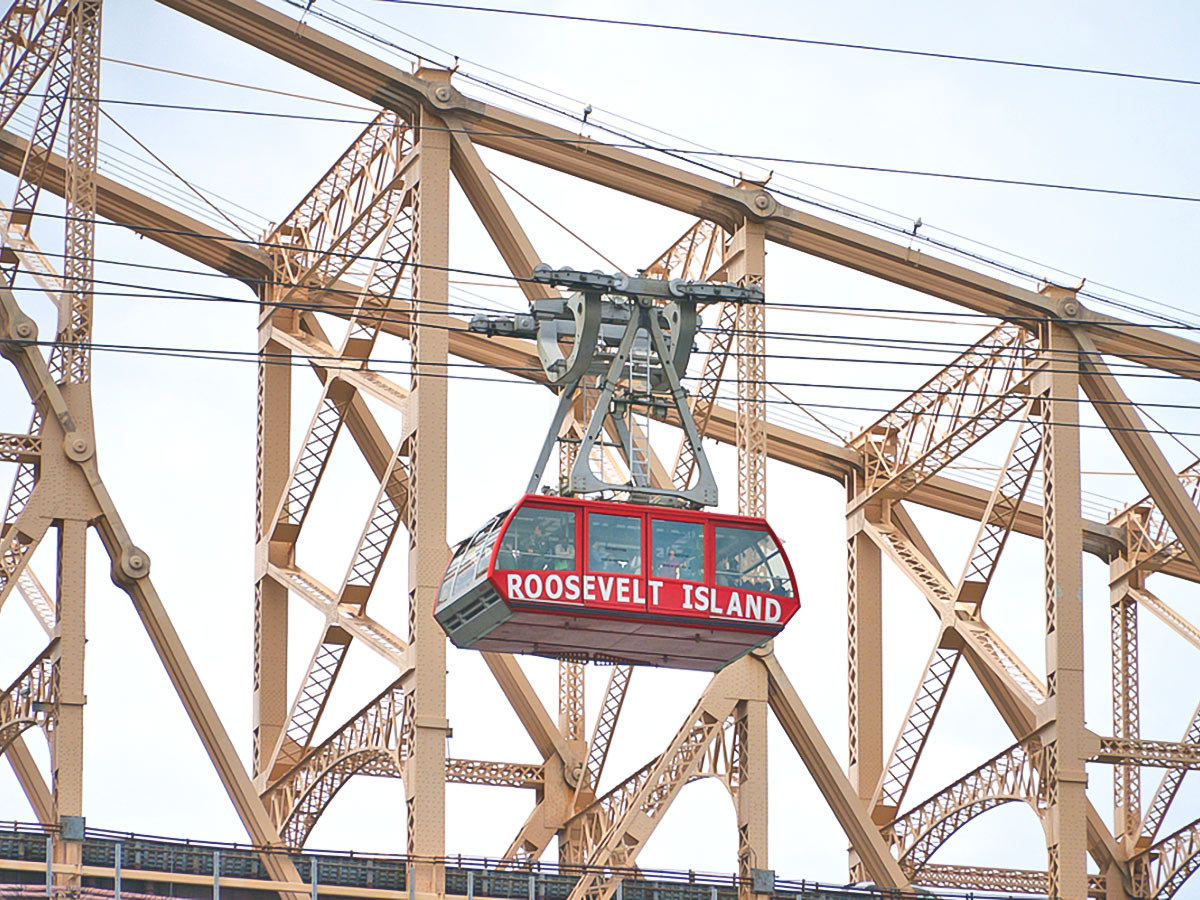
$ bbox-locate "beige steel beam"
[762,653,908,889]
[885,731,1052,875]
[1075,330,1200,574]
[0,0,68,130]
[1034,321,1090,900]
[1131,588,1200,652]
[153,0,1200,383]
[254,297,292,778]
[1109,462,1200,582]
[263,678,405,848]
[913,864,1106,898]
[481,652,573,769]
[0,128,271,282]
[0,127,1137,568]
[873,409,1042,820]
[1131,814,1200,899]
[645,219,725,282]
[1091,739,1200,770]
[576,665,632,800]
[865,513,1129,883]
[446,122,557,303]
[402,90,451,892]
[725,217,768,888]
[1111,574,1141,844]
[0,285,305,898]
[1140,699,1200,845]
[565,667,742,900]
[846,493,884,816]
[4,735,53,824]
[444,759,544,789]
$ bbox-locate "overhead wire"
[4,330,1199,443]
[10,90,1195,207]
[363,0,1200,90]
[9,213,1200,386]
[22,0,1183,335]
[289,1,1200,332]
[5,82,1197,332]
[2,45,1200,482]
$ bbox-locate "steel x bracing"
[3,2,1200,899]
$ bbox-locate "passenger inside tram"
[651,519,704,581]
[588,513,642,573]
[714,526,793,597]
[496,507,576,571]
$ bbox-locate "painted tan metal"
[0,281,306,897]
[1033,320,1089,900]
[725,218,769,890]
[874,407,1042,820]
[0,125,1138,568]
[4,2,1200,897]
[762,653,908,889]
[5,734,53,825]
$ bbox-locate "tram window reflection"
[651,519,704,581]
[588,513,642,574]
[714,526,792,597]
[496,507,577,571]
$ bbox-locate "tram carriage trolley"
[434,267,800,671]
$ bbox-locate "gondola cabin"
[435,495,799,671]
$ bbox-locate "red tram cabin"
[435,494,799,670]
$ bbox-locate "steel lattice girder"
[2,1,1200,898]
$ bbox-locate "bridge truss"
[0,2,1199,900]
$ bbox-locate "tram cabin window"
[714,526,792,597]
[496,507,576,571]
[651,519,704,581]
[588,513,642,574]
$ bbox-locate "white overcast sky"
[2,0,1200,887]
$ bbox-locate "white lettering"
[726,591,742,617]
[524,573,543,599]
[544,573,563,600]
[616,578,630,603]
[711,589,724,614]
[507,573,524,599]
[648,580,663,605]
[765,596,782,623]
[583,574,596,601]
[744,593,761,620]
[597,576,615,603]
[681,583,694,609]
[564,574,581,602]
[632,579,644,605]
[695,585,710,612]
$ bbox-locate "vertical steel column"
[253,282,292,779]
[1036,318,1088,900]
[1110,566,1141,844]
[52,519,86,895]
[53,0,100,386]
[729,220,766,520]
[845,490,884,821]
[403,72,451,895]
[727,217,768,890]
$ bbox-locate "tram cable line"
[275,1,1200,334]
[361,0,1200,90]
[9,205,1200,354]
[8,270,1200,382]
[10,89,1198,209]
[2,331,1190,444]
[9,88,1200,332]
[277,0,1200,332]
